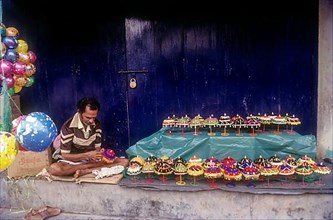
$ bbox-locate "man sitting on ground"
[47,97,128,178]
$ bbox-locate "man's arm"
[61,150,102,162]
[94,120,102,150]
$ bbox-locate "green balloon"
[25,76,35,87]
[8,87,15,96]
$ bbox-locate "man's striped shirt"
[60,112,102,154]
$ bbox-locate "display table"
[126,127,316,161]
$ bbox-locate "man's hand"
[87,149,102,161]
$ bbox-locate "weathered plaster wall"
[317,0,333,159]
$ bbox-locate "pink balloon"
[5,75,15,88]
[11,115,28,151]
[12,61,26,75]
[12,115,27,133]
[18,143,28,151]
[52,134,61,149]
[0,59,13,77]
[27,51,37,63]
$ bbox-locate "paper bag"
[7,148,51,178]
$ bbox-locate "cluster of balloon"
[0,131,18,170]
[15,112,58,152]
[0,23,37,95]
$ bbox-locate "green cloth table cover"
[126,128,316,161]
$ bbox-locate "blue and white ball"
[15,112,58,152]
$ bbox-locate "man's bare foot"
[74,169,89,179]
[74,170,82,179]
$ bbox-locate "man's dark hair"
[76,97,100,113]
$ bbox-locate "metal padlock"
[129,78,137,89]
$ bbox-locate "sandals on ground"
[24,206,61,220]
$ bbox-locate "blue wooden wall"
[2,1,318,157]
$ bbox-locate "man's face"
[80,106,98,126]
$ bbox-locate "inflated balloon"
[18,52,31,64]
[7,87,15,96]
[25,76,34,87]
[15,112,58,152]
[11,115,28,151]
[52,134,61,150]
[0,23,37,95]
[14,85,22,93]
[2,36,18,49]
[12,115,27,151]
[0,131,18,169]
[5,75,15,89]
[27,51,36,63]
[16,39,28,53]
[25,63,36,76]
[4,49,19,63]
[6,27,19,37]
[12,115,27,133]
[0,59,13,76]
[13,75,27,87]
[12,61,26,75]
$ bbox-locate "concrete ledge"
[0,208,135,220]
[1,174,332,220]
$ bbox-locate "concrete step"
[0,208,135,220]
[1,171,332,220]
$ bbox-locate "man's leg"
[47,161,105,177]
[74,158,129,178]
[108,158,129,167]
[48,158,129,177]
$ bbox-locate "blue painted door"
[124,16,318,147]
[2,1,318,157]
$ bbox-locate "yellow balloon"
[16,39,29,53]
[0,131,18,169]
[14,85,23,93]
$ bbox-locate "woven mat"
[36,168,123,184]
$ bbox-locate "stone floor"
[0,164,332,220]
[0,208,135,220]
